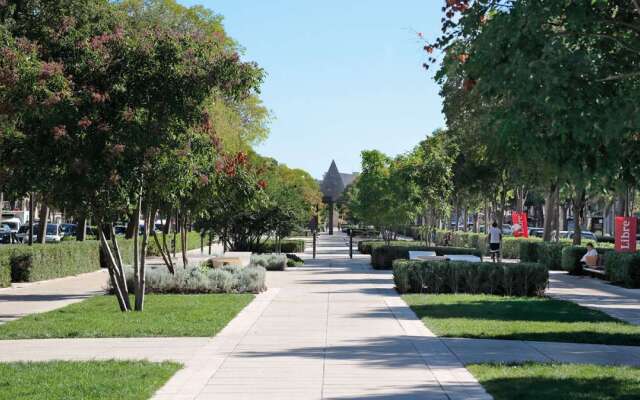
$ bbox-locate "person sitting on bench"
[580,243,598,267]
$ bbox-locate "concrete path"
[0,269,108,324]
[152,233,492,400]
[547,271,640,325]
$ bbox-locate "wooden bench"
[206,257,242,269]
[583,255,606,277]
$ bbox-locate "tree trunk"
[125,212,137,239]
[572,187,587,245]
[552,185,561,242]
[542,181,558,242]
[28,193,34,246]
[135,207,150,311]
[497,188,506,229]
[132,190,142,311]
[98,226,129,312]
[76,215,87,241]
[181,212,188,268]
[37,202,49,244]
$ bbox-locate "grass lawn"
[468,363,640,400]
[0,294,253,339]
[0,360,181,400]
[403,294,640,346]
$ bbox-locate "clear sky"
[179,1,445,179]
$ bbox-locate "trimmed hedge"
[0,252,10,287]
[393,259,548,296]
[256,239,305,254]
[519,241,565,270]
[0,242,101,283]
[605,253,640,288]
[358,240,419,255]
[371,245,483,269]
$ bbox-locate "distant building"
[319,161,358,234]
[319,160,358,201]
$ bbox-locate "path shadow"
[0,294,96,302]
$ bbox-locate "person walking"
[488,222,502,262]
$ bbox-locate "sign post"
[309,215,318,260]
[349,228,353,259]
[615,216,637,253]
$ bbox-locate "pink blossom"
[91,91,108,104]
[112,144,125,155]
[40,62,64,80]
[42,93,62,106]
[77,118,92,128]
[51,125,67,140]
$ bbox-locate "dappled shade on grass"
[0,360,181,400]
[468,363,640,400]
[0,294,253,339]
[404,294,640,346]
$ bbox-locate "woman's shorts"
[489,243,500,252]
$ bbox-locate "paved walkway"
[0,269,108,324]
[548,271,640,325]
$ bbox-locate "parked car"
[60,223,77,236]
[15,224,64,243]
[502,224,513,235]
[44,224,64,242]
[567,230,598,243]
[16,225,37,243]
[0,224,11,244]
[528,227,544,238]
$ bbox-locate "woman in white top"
[580,243,598,265]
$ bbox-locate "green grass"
[403,294,640,346]
[0,360,181,400]
[468,363,640,400]
[0,294,253,339]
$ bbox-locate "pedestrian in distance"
[488,222,502,262]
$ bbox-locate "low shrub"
[250,254,287,271]
[256,239,305,254]
[0,241,101,283]
[116,264,266,294]
[286,254,304,268]
[605,253,640,288]
[393,259,548,296]
[371,245,483,269]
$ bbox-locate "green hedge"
[0,242,101,283]
[371,245,483,269]
[393,260,548,296]
[0,251,10,287]
[256,239,305,254]
[605,253,640,288]
[358,240,422,255]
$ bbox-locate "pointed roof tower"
[321,160,345,202]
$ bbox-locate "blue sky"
[179,1,445,178]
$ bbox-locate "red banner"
[512,211,529,238]
[615,216,637,253]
